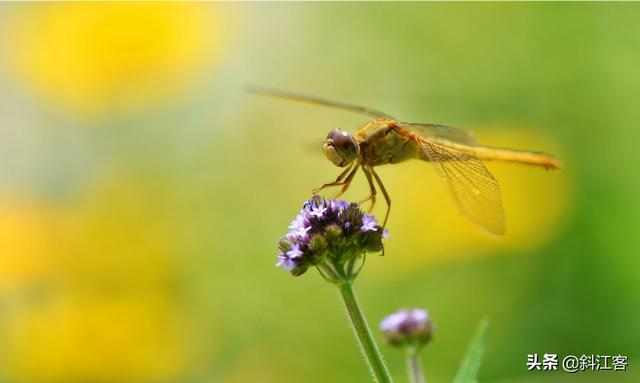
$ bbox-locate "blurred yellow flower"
[375,127,571,272]
[0,177,195,382]
[2,296,188,383]
[2,3,221,117]
[59,177,179,291]
[0,199,57,293]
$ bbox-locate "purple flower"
[309,205,328,219]
[275,253,296,271]
[288,226,311,241]
[330,200,349,211]
[286,243,304,259]
[288,214,306,231]
[276,243,305,271]
[276,196,389,278]
[380,308,434,348]
[360,214,378,232]
[286,212,311,241]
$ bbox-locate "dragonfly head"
[323,129,359,167]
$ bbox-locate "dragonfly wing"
[302,139,325,155]
[249,87,395,119]
[400,122,476,145]
[419,138,505,235]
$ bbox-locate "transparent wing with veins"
[417,135,506,235]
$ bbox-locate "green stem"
[406,350,425,383]
[338,281,393,383]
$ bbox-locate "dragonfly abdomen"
[436,140,561,169]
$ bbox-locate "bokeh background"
[0,3,638,383]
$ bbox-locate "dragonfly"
[251,87,561,235]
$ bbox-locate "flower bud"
[307,233,328,263]
[324,223,343,241]
[380,308,434,350]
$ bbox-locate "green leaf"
[453,318,489,383]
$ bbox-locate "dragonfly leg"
[333,164,360,198]
[359,167,377,212]
[312,163,354,194]
[371,168,391,228]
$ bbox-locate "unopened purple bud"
[380,308,434,349]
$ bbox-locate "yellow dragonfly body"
[251,88,561,235]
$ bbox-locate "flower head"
[380,308,434,349]
[276,196,388,279]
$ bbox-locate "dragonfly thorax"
[323,129,359,167]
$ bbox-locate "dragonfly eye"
[324,129,358,167]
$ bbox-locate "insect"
[251,87,561,235]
